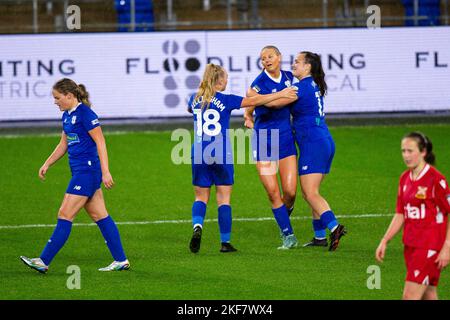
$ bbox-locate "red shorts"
[404,246,441,286]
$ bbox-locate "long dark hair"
[53,78,92,107]
[403,131,436,165]
[301,51,327,97]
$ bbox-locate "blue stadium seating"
[115,0,154,31]
[401,0,441,26]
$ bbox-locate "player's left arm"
[89,126,114,189]
[242,87,297,108]
[435,176,450,269]
[265,96,298,108]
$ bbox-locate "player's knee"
[217,199,231,207]
[301,189,319,203]
[283,191,296,207]
[216,193,230,205]
[58,208,74,221]
[402,288,422,300]
[89,211,108,222]
[195,196,209,203]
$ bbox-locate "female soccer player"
[244,46,299,249]
[188,63,297,253]
[376,132,450,300]
[20,78,130,273]
[263,52,346,251]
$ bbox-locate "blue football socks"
[192,201,207,229]
[319,210,338,232]
[272,204,294,236]
[218,204,232,243]
[312,219,327,239]
[40,218,72,266]
[96,215,127,262]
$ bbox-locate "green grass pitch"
[0,123,449,299]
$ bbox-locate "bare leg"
[216,185,232,207]
[84,188,109,222]
[194,186,210,204]
[300,173,330,215]
[278,155,297,210]
[256,161,283,208]
[58,193,89,221]
[402,281,429,300]
[422,285,438,300]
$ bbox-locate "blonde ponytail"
[194,63,225,110]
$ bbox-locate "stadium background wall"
[0,26,449,122]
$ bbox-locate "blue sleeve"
[294,83,304,99]
[250,74,263,93]
[226,94,244,110]
[187,95,194,114]
[81,106,100,132]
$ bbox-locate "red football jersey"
[396,164,450,250]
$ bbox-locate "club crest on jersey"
[284,80,291,87]
[71,116,77,124]
[415,186,427,199]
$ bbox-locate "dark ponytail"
[53,78,92,107]
[404,131,436,165]
[301,51,327,97]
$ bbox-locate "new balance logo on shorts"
[73,185,82,190]
[302,166,308,171]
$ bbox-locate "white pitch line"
[0,213,392,230]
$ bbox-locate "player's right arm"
[39,131,68,180]
[375,213,405,263]
[376,179,406,262]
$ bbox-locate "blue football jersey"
[291,76,330,141]
[62,103,101,172]
[189,92,244,165]
[251,70,294,132]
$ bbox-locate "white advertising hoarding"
[0,27,449,121]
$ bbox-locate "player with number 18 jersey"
[188,92,243,187]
